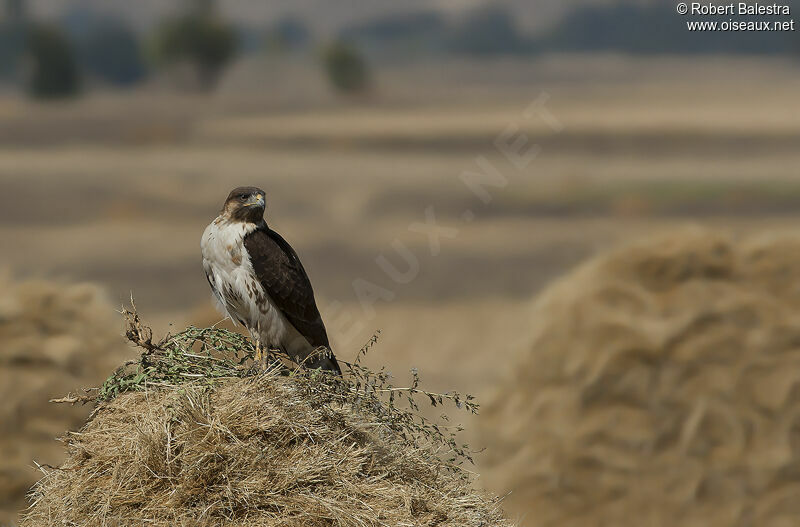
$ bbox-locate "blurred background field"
[2,0,800,525]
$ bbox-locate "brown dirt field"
[480,228,800,527]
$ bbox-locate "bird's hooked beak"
[244,194,265,208]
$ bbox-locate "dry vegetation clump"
[0,273,129,525]
[22,310,509,527]
[481,228,800,527]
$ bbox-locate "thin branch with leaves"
[64,303,481,472]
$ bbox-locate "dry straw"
[481,228,800,527]
[0,274,128,524]
[23,307,510,527]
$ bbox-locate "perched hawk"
[201,186,341,374]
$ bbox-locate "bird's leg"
[254,339,263,363]
[251,323,264,364]
[252,329,270,370]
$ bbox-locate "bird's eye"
[238,194,247,201]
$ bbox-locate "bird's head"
[221,186,266,223]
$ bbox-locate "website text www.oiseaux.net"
[677,3,795,31]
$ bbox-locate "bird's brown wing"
[243,226,340,372]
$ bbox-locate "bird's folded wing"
[243,227,330,349]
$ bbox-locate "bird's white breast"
[201,218,300,351]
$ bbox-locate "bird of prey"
[201,186,341,374]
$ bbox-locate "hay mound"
[23,369,509,527]
[481,228,800,527]
[0,274,128,524]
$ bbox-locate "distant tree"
[0,24,25,80]
[794,31,800,59]
[80,19,146,87]
[151,0,236,90]
[266,16,311,52]
[537,5,795,55]
[339,10,447,58]
[237,26,263,54]
[322,40,369,94]
[447,6,528,55]
[25,24,81,99]
[0,0,27,80]
[342,10,445,42]
[5,0,25,18]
